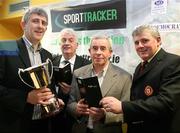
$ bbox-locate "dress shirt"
[59,54,76,72]
[87,62,109,129]
[23,36,43,120]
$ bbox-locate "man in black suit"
[100,25,180,133]
[0,7,64,133]
[51,28,91,133]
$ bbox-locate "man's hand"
[100,96,122,114]
[27,88,54,105]
[76,99,89,116]
[57,98,65,111]
[58,82,71,94]
[88,107,105,122]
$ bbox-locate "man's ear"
[157,37,161,46]
[20,21,26,30]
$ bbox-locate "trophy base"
[41,98,61,118]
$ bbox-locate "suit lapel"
[40,48,48,63]
[16,38,31,68]
[74,55,82,71]
[101,64,117,97]
[53,55,61,66]
[81,65,92,78]
[133,63,141,79]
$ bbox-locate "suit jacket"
[67,63,132,133]
[122,49,180,133]
[51,54,91,133]
[52,54,91,103]
[0,38,53,133]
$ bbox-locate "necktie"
[64,60,73,72]
[140,61,148,73]
[64,60,69,65]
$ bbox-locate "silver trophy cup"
[18,59,60,118]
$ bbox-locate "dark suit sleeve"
[52,54,60,66]
[0,56,27,114]
[0,85,27,113]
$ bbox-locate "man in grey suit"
[67,35,132,133]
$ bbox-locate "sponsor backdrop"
[41,0,180,74]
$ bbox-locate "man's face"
[133,30,161,61]
[89,38,112,67]
[60,32,78,57]
[21,14,47,45]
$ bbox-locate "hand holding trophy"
[18,59,63,118]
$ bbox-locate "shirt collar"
[142,47,161,63]
[91,62,109,77]
[61,54,76,65]
[23,35,42,52]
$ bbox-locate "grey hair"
[132,24,160,39]
[59,28,78,42]
[90,35,113,51]
[22,7,48,24]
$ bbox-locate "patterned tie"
[140,61,148,73]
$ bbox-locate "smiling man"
[67,35,132,133]
[0,7,65,133]
[100,25,180,133]
[52,28,91,133]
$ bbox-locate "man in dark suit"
[100,25,180,133]
[67,35,132,133]
[0,7,64,133]
[51,28,91,133]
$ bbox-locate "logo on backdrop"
[50,0,126,32]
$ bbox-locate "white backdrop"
[41,0,180,74]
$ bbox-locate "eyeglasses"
[60,38,75,43]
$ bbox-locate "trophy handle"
[47,58,53,80]
[18,68,35,88]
